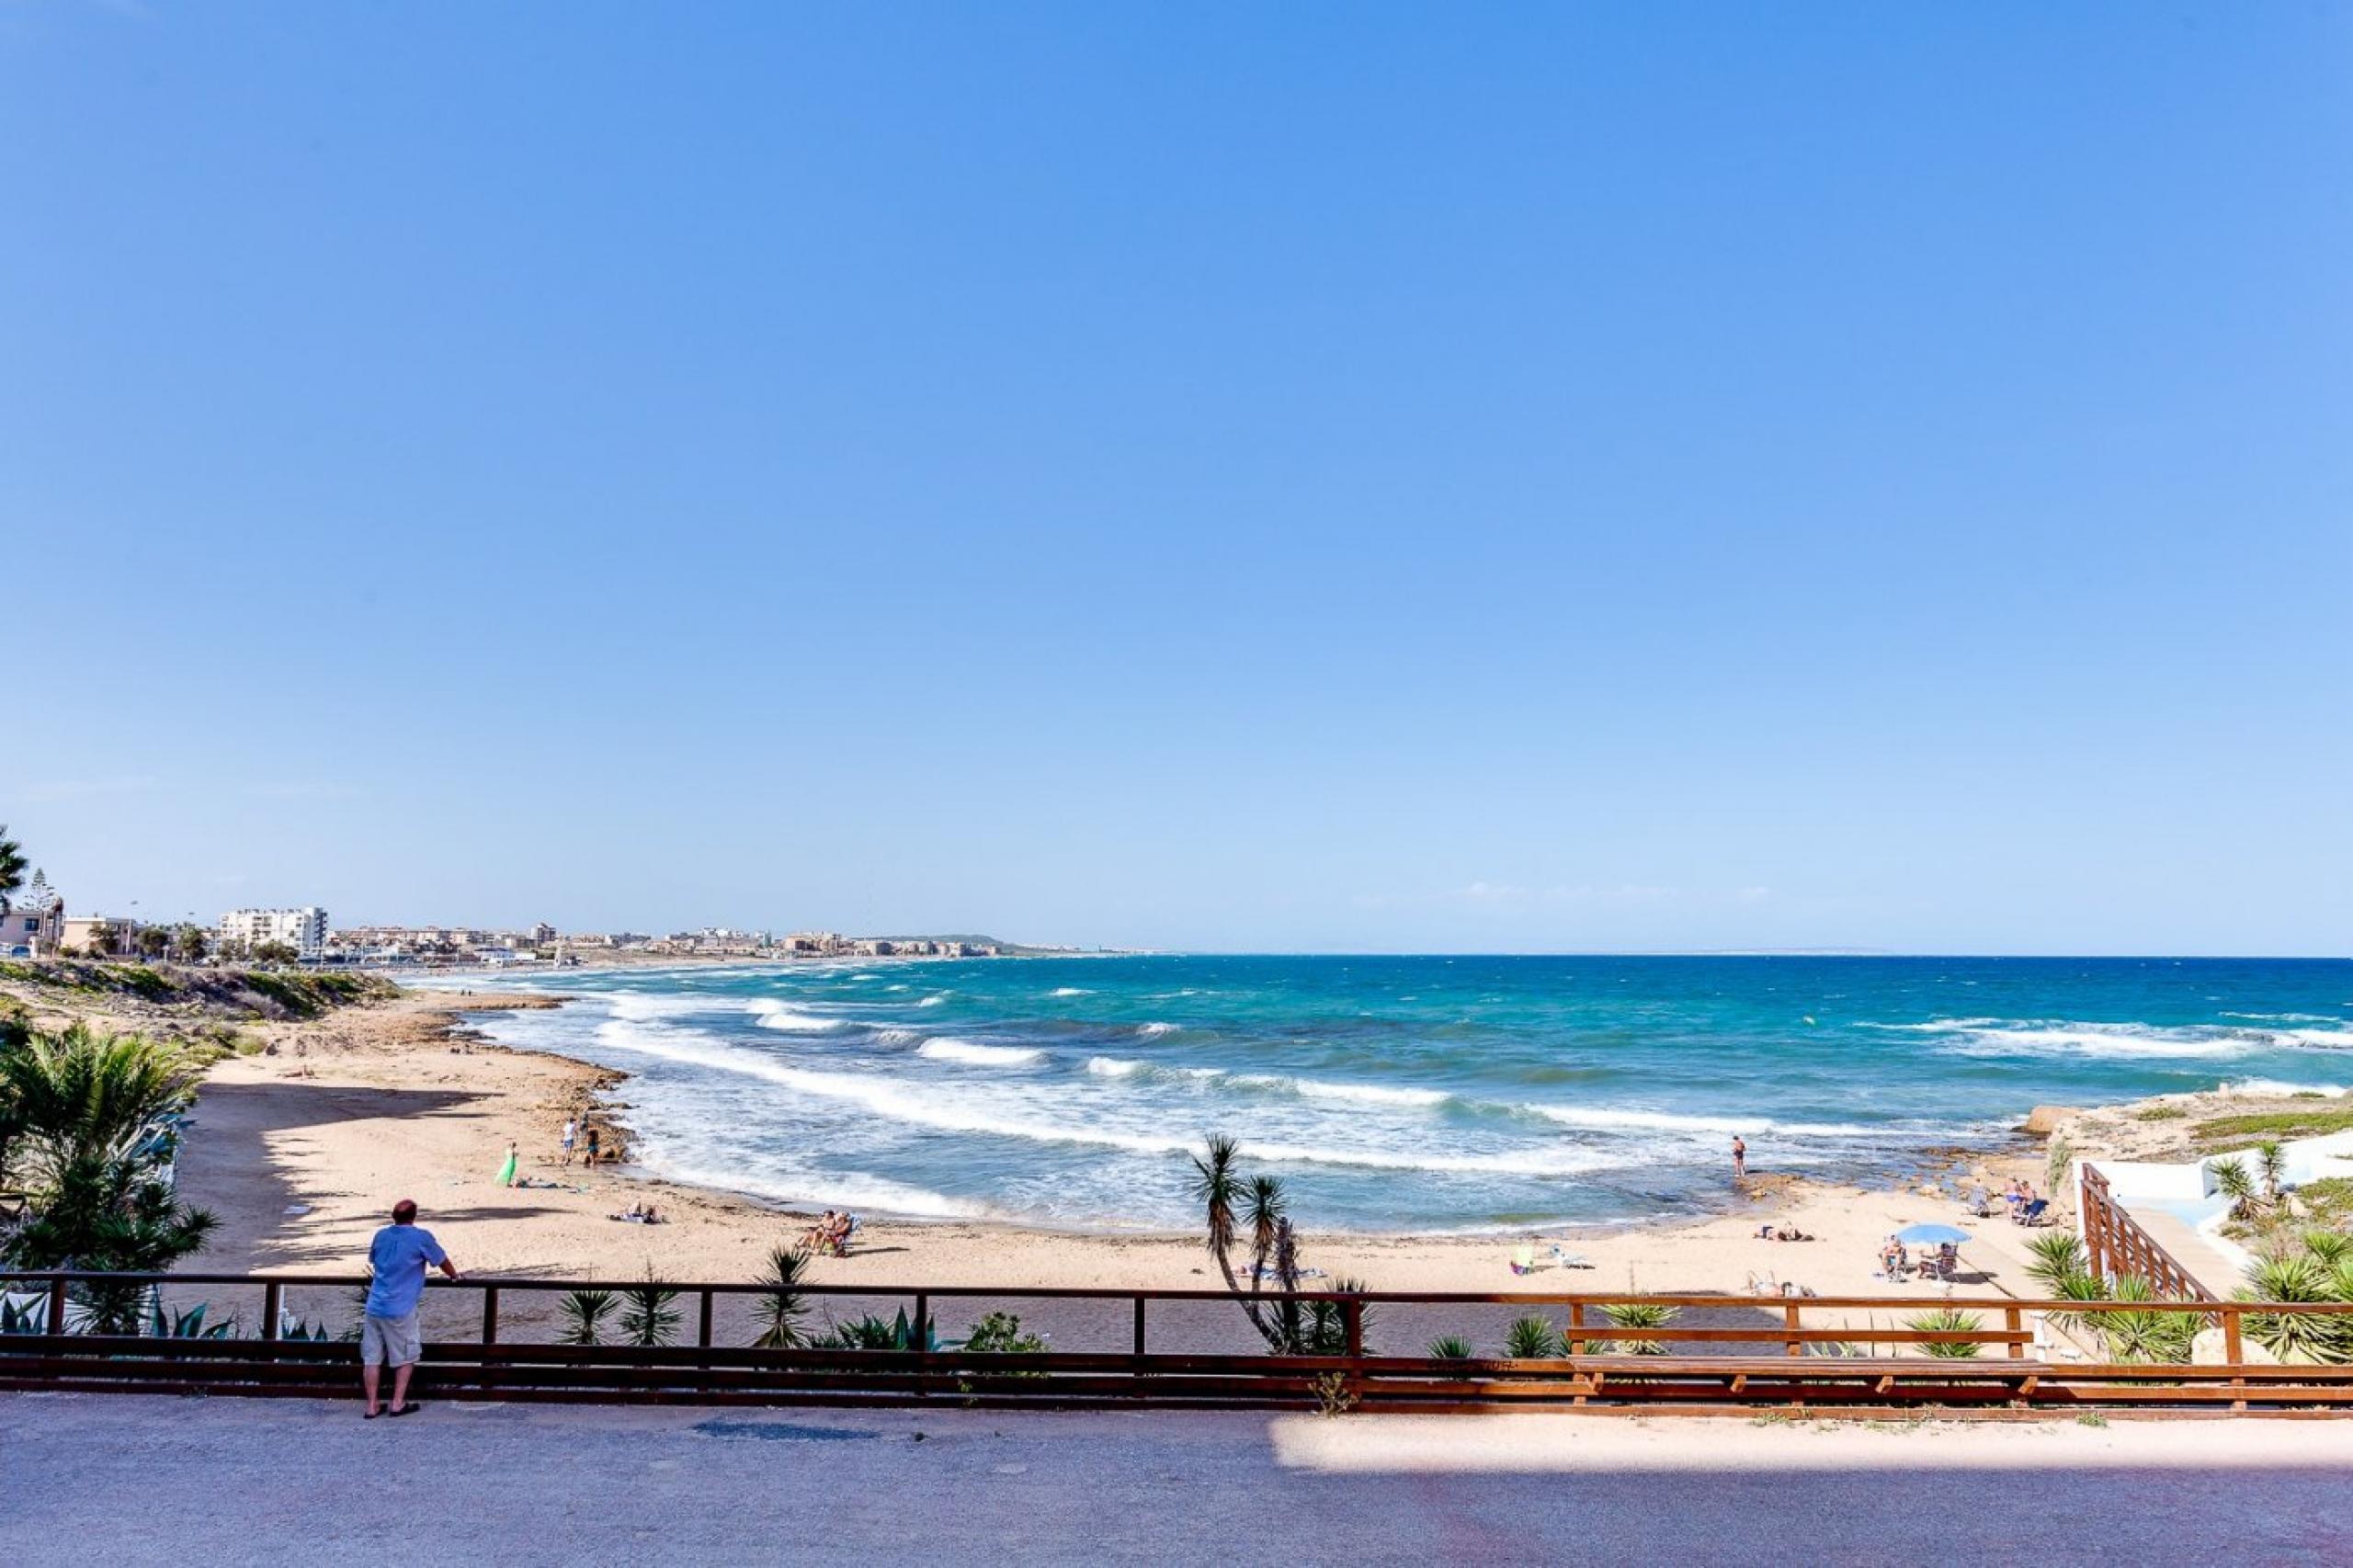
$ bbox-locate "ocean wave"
[917,994,949,1008]
[1086,1056,1145,1077]
[1135,1022,1178,1038]
[917,1038,1046,1067]
[587,1019,1610,1176]
[745,999,847,1032]
[870,1028,925,1046]
[1229,1074,1452,1108]
[2225,1078,2350,1099]
[1521,1104,1886,1139]
[1048,987,1092,998]
[644,1155,990,1219]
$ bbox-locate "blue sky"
[5,4,2348,954]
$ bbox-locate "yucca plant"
[1597,1301,1679,1356]
[147,1299,236,1340]
[749,1244,813,1349]
[2093,1276,2200,1365]
[2024,1231,2090,1293]
[2238,1254,2350,1364]
[2299,1231,2352,1270]
[620,1266,682,1347]
[1908,1307,1984,1358]
[2213,1159,2259,1222]
[1426,1335,1474,1360]
[1504,1313,1560,1359]
[2257,1142,2287,1207]
[559,1288,618,1346]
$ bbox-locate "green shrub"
[1908,1308,1984,1358]
[1597,1301,1680,1356]
[1504,1314,1560,1359]
[1426,1335,1474,1360]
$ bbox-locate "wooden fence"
[2079,1162,2217,1301]
[5,1270,2350,1416]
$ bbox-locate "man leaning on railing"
[362,1199,460,1419]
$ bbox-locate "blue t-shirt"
[365,1224,448,1319]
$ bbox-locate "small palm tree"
[620,1266,682,1347]
[1190,1135,1243,1284]
[2257,1142,2288,1208]
[750,1244,813,1348]
[0,1025,200,1185]
[2214,1159,2258,1222]
[1505,1314,1560,1359]
[559,1289,618,1346]
[1909,1307,1985,1358]
[1244,1176,1286,1281]
[1427,1335,1474,1360]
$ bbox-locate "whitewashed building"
[219,906,330,959]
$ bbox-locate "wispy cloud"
[21,775,161,803]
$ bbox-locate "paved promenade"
[6,1394,2351,1564]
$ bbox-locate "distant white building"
[220,906,330,959]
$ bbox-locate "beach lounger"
[2015,1198,2050,1226]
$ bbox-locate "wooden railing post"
[2223,1305,2246,1413]
[261,1281,284,1342]
[1784,1301,1802,1358]
[45,1276,67,1338]
[2005,1306,2024,1360]
[480,1286,500,1345]
[1344,1297,1365,1358]
[1131,1295,1146,1357]
[698,1290,714,1349]
[1567,1301,1586,1356]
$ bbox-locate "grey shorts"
[360,1311,424,1368]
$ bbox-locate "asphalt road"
[6,1394,2351,1565]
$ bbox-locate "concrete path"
[6,1393,2351,1564]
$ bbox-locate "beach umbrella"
[1893,1222,1972,1246]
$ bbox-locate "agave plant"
[1426,1335,1474,1360]
[1598,1301,1680,1356]
[559,1288,618,1346]
[2237,1255,2350,1364]
[749,1244,813,1349]
[1908,1307,1984,1358]
[620,1266,682,1347]
[147,1299,236,1340]
[1504,1313,1560,1359]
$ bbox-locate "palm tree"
[2023,1230,2090,1292]
[5,1150,218,1330]
[750,1244,813,1348]
[0,826,26,914]
[1244,1176,1287,1282]
[1190,1135,1243,1284]
[0,1025,201,1187]
[171,925,210,964]
[79,920,115,960]
[2213,1159,2259,1222]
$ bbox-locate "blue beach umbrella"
[1893,1222,1972,1246]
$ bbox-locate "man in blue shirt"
[361,1199,460,1418]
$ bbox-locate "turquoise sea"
[453,955,2353,1233]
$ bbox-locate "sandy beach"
[156,984,2087,1351]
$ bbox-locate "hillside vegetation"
[0,960,395,1021]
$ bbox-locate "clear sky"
[5,4,2348,955]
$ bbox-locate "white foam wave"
[1523,1104,1884,1138]
[1231,1074,1451,1108]
[588,1019,1608,1176]
[917,1038,1045,1067]
[917,994,949,1008]
[647,1156,989,1219]
[870,1028,924,1046]
[1048,987,1092,997]
[745,999,847,1032]
[1135,1022,1178,1037]
[2225,1078,2350,1099]
[1086,1056,1145,1077]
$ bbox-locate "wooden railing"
[5,1270,2348,1415]
[2079,1162,2217,1301]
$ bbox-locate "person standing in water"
[1732,1135,1747,1181]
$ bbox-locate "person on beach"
[361,1199,459,1418]
[1731,1136,1747,1181]
[584,1125,600,1165]
[560,1118,577,1167]
[495,1141,519,1187]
